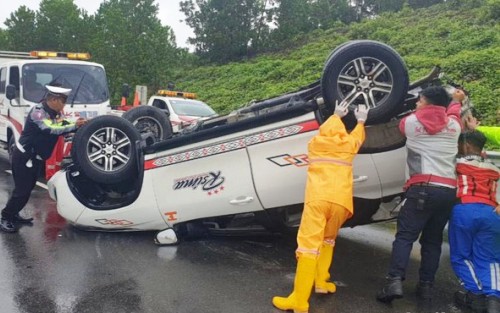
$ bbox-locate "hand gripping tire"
[71,115,141,184]
[321,40,409,125]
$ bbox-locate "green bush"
[172,2,499,126]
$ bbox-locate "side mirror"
[155,228,179,245]
[121,84,130,98]
[6,84,16,100]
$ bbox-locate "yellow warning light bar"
[29,51,91,60]
[157,90,197,99]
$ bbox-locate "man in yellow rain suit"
[272,100,369,313]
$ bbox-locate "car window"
[22,63,109,104]
[152,99,168,111]
[169,99,216,117]
[9,66,20,92]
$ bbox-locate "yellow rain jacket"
[304,115,366,214]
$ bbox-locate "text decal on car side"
[144,120,319,170]
[173,171,226,196]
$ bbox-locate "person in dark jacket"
[0,84,87,233]
[376,86,462,303]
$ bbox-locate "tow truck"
[148,89,217,133]
[0,50,111,178]
[113,87,217,134]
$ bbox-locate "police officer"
[0,83,87,233]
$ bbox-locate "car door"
[371,147,407,198]
[247,116,382,209]
[148,135,264,225]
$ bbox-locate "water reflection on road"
[0,157,467,313]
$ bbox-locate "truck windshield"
[170,99,216,117]
[22,63,109,104]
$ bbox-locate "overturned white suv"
[48,40,444,244]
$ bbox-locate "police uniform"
[0,85,75,233]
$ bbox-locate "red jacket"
[456,155,500,207]
[399,105,461,189]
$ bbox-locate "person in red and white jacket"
[377,86,462,303]
[449,130,500,313]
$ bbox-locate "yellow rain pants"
[297,115,366,257]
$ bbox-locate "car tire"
[321,40,409,125]
[71,115,141,184]
[122,106,173,145]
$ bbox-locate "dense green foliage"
[1,0,497,130]
[1,0,181,103]
[172,2,499,127]
[178,0,447,61]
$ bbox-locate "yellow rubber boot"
[315,243,336,294]
[272,257,317,313]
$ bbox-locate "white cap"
[46,85,72,96]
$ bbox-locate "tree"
[310,0,359,25]
[269,0,356,48]
[0,29,7,49]
[90,0,179,103]
[35,0,86,51]
[408,0,443,8]
[4,6,37,51]
[271,0,315,42]
[180,0,272,63]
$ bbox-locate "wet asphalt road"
[0,154,471,313]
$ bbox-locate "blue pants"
[449,203,500,296]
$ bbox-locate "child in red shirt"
[449,130,500,313]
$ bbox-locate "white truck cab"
[0,50,111,156]
[148,90,217,133]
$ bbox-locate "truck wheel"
[321,40,409,125]
[122,106,173,145]
[71,115,141,184]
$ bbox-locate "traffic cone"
[121,96,127,106]
[133,91,140,106]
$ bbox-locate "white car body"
[48,40,457,243]
[48,110,407,232]
[148,95,217,133]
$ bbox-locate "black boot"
[416,281,433,300]
[376,276,403,303]
[13,214,34,224]
[487,296,500,313]
[0,218,18,233]
[454,290,487,313]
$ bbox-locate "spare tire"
[71,115,141,184]
[122,106,173,145]
[321,40,409,125]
